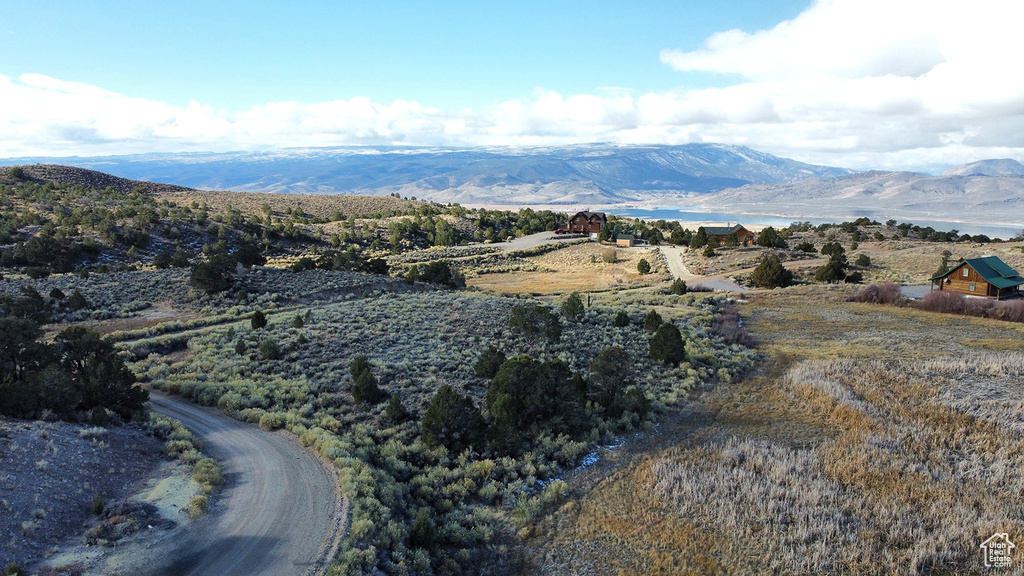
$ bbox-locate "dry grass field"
[530,287,1024,575]
[468,243,671,294]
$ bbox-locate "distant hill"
[942,158,1024,177]
[696,168,1024,226]
[2,144,853,204]
[8,164,195,195]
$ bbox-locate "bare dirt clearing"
[0,418,167,570]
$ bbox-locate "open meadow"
[530,286,1024,575]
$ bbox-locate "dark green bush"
[751,253,793,288]
[644,309,663,331]
[350,355,384,405]
[614,310,630,327]
[473,346,507,379]
[509,304,561,345]
[649,322,685,366]
[637,258,651,274]
[560,292,585,320]
[257,338,282,360]
[669,278,687,295]
[421,384,484,452]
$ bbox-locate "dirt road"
[147,392,346,576]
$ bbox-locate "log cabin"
[704,224,755,245]
[929,256,1024,300]
[567,211,606,235]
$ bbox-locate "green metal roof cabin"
[929,256,1024,300]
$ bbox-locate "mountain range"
[3,145,1022,229]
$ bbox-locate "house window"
[963,268,969,277]
[969,282,976,292]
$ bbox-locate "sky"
[2,0,1023,172]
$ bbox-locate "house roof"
[616,234,633,241]
[703,224,746,236]
[931,256,1024,289]
[571,211,606,221]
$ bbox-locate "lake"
[610,207,1023,239]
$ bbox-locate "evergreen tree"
[637,258,651,275]
[644,309,663,331]
[560,292,585,320]
[421,384,484,452]
[251,310,267,330]
[751,253,794,288]
[474,346,507,379]
[689,226,708,249]
[649,322,685,366]
[350,355,385,405]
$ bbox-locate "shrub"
[251,310,267,330]
[190,256,235,294]
[25,266,50,279]
[421,384,484,452]
[851,283,903,305]
[751,254,793,288]
[474,346,507,379]
[385,394,408,423]
[844,271,864,283]
[637,258,652,274]
[588,346,631,407]
[410,508,436,548]
[509,304,562,345]
[188,495,208,518]
[855,253,871,267]
[49,287,65,300]
[3,561,24,576]
[794,241,816,253]
[7,166,25,180]
[702,245,716,258]
[602,248,617,263]
[613,310,630,327]
[67,289,89,311]
[644,309,663,331]
[560,292,585,320]
[91,493,105,515]
[649,322,685,366]
[193,457,223,486]
[756,227,786,248]
[259,412,286,431]
[291,314,304,329]
[257,338,282,360]
[350,355,385,404]
[815,259,847,283]
[669,279,687,295]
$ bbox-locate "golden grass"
[468,244,670,294]
[531,287,1024,575]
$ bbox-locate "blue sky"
[2,0,1024,172]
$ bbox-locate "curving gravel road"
[148,392,345,576]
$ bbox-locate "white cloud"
[3,0,1024,172]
